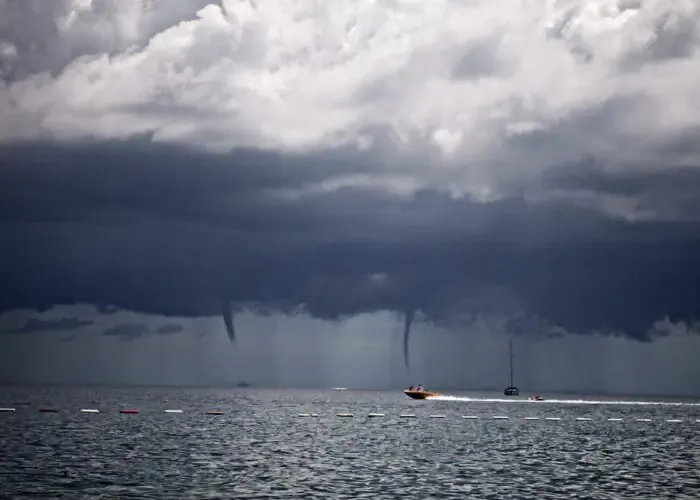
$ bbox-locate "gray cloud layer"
[156,323,184,335]
[102,322,149,340]
[1,0,700,359]
[3,316,93,334]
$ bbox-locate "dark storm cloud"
[541,160,700,221]
[2,317,93,335]
[102,323,149,341]
[1,138,700,349]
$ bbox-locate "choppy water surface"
[1,386,699,499]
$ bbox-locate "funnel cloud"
[403,309,416,369]
[221,299,235,342]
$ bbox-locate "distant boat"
[331,387,347,391]
[503,338,519,396]
[403,387,440,400]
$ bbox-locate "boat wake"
[431,395,700,406]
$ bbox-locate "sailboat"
[503,338,519,396]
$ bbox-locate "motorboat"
[403,388,440,400]
[528,395,545,401]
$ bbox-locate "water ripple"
[0,387,698,499]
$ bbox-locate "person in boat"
[408,385,414,391]
[416,384,424,392]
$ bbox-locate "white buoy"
[399,414,416,418]
[164,409,183,413]
[545,417,561,421]
[524,417,539,420]
[0,408,16,412]
[336,413,353,417]
[575,417,593,421]
[492,416,509,420]
[607,418,622,421]
[429,414,446,418]
[80,409,100,413]
[636,418,652,422]
[666,419,682,423]
[367,413,385,418]
[462,415,479,419]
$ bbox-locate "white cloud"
[2,0,700,217]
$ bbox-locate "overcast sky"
[1,0,700,395]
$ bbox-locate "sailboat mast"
[509,338,514,387]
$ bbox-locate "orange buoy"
[206,411,224,415]
[120,409,139,414]
[39,408,59,413]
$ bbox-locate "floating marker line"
[1,407,699,424]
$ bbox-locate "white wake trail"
[429,395,700,407]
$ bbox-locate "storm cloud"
[1,0,700,364]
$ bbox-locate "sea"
[0,386,699,499]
